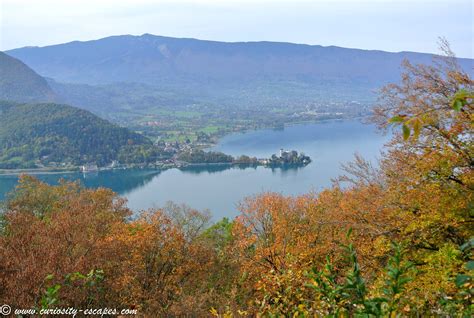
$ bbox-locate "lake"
[0,120,388,220]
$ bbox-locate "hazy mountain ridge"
[0,52,56,103]
[7,34,473,87]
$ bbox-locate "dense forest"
[0,101,153,168]
[0,48,472,316]
[177,150,235,164]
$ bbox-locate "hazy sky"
[1,0,473,57]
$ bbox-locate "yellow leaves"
[373,236,392,258]
[404,243,464,307]
[411,117,422,139]
[451,89,474,111]
[209,307,219,316]
[389,114,425,140]
[402,123,411,140]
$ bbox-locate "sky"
[0,0,473,58]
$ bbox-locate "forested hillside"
[0,52,56,103]
[0,101,153,168]
[0,50,472,316]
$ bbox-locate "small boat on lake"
[81,164,99,173]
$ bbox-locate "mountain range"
[7,34,473,88]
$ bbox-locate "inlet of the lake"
[0,120,389,220]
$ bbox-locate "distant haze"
[7,34,472,90]
[1,0,472,58]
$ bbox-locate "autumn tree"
[0,175,130,308]
[0,177,234,315]
[228,42,473,315]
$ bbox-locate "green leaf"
[453,89,468,100]
[402,124,410,140]
[452,99,463,111]
[466,260,474,271]
[399,277,413,285]
[455,274,470,287]
[389,115,405,123]
[413,119,422,139]
[460,238,474,251]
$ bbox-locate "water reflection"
[80,169,161,195]
[0,169,161,201]
[178,164,301,175]
[0,165,293,201]
[269,165,305,177]
[180,164,235,175]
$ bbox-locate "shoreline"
[0,117,353,176]
[206,116,369,143]
[0,168,80,176]
[0,161,310,177]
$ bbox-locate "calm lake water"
[0,120,388,220]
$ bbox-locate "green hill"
[0,52,56,103]
[0,101,155,169]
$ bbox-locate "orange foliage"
[0,45,472,315]
[0,177,233,315]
